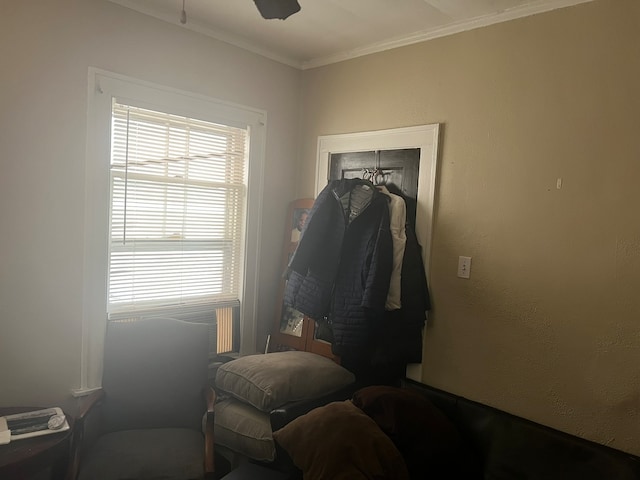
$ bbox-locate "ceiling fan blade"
[253,0,301,20]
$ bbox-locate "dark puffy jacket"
[284,178,393,358]
[371,220,431,379]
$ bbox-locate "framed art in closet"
[269,198,338,362]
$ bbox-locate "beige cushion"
[273,400,409,480]
[215,351,355,412]
[214,398,275,461]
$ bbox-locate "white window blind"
[108,101,248,316]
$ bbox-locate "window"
[108,102,247,319]
[80,69,265,394]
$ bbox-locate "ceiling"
[108,0,593,69]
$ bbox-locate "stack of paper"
[0,407,69,445]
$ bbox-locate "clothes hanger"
[362,150,387,186]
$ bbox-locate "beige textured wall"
[298,0,640,455]
[0,0,300,407]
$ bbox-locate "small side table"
[0,407,74,480]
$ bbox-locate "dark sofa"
[401,379,640,479]
[221,378,640,479]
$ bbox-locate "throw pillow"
[352,385,472,479]
[273,400,409,480]
[215,351,355,412]
[213,398,275,462]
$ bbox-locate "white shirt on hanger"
[377,185,407,310]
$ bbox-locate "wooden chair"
[68,317,215,480]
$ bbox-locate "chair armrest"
[204,387,216,479]
[76,389,106,426]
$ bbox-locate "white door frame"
[316,124,440,381]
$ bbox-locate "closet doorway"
[318,125,440,380]
[270,125,440,381]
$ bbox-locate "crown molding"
[301,0,595,69]
[108,0,594,71]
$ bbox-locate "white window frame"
[77,68,266,394]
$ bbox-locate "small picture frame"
[279,301,304,337]
[290,207,310,243]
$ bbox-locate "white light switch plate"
[457,256,471,278]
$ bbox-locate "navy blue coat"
[284,178,393,358]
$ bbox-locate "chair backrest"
[101,317,209,432]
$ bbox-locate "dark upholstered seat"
[219,462,290,480]
[71,317,215,480]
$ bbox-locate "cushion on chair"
[101,318,209,433]
[214,398,276,461]
[77,428,205,480]
[215,351,355,412]
[220,462,290,480]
